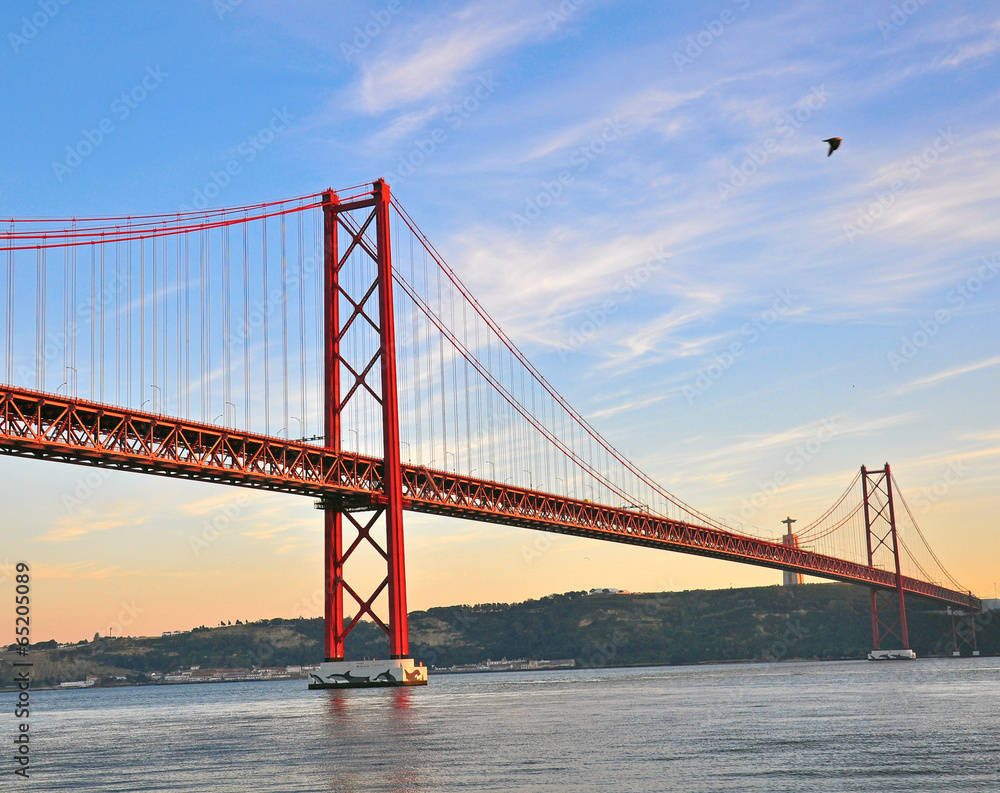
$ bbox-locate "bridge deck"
[0,385,980,612]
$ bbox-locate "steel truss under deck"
[0,383,980,613]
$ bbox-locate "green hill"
[403,583,996,668]
[3,584,995,687]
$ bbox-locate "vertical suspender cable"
[486,325,495,474]
[90,243,95,398]
[298,210,307,438]
[462,300,472,475]
[199,229,205,421]
[153,226,158,410]
[35,244,42,390]
[163,230,169,414]
[281,214,289,436]
[422,249,435,464]
[529,374,537,487]
[395,212,412,462]
[448,279,460,470]
[184,232,191,418]
[71,231,77,394]
[34,246,40,390]
[63,242,69,392]
[41,242,48,391]
[205,228,212,421]
[409,234,422,463]
[473,310,483,476]
[262,215,270,433]
[4,220,11,385]
[223,223,232,425]
[313,210,323,440]
[99,235,105,402]
[437,263,449,469]
[176,220,182,415]
[140,236,145,409]
[126,223,132,405]
[114,232,120,405]
[243,215,250,430]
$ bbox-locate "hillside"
[3,584,995,687]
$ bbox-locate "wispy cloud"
[669,411,920,481]
[33,561,123,580]
[34,511,148,543]
[355,0,548,114]
[242,525,298,541]
[31,562,197,581]
[897,354,1000,394]
[587,394,670,420]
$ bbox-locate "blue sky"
[2,0,999,641]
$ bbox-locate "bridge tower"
[861,463,915,660]
[311,180,426,688]
[949,606,981,657]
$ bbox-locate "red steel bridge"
[0,181,982,664]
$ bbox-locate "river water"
[4,658,998,792]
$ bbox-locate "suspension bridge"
[0,180,982,685]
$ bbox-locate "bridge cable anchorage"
[0,184,981,676]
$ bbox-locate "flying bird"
[823,137,842,157]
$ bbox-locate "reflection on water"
[3,658,998,792]
[320,687,426,793]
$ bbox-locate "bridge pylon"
[862,463,915,660]
[311,180,426,688]
[949,605,981,657]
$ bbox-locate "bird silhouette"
[823,137,842,156]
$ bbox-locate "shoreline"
[4,652,989,693]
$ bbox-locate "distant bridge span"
[0,384,979,613]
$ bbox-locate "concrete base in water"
[308,658,428,688]
[868,648,917,660]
